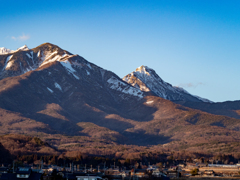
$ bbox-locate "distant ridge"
[0,45,29,55]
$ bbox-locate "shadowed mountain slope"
[176,100,240,120]
[0,43,240,152]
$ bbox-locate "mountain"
[0,42,146,142]
[122,66,240,123]
[0,47,14,55]
[0,45,29,55]
[176,100,240,120]
[0,43,240,154]
[123,65,212,103]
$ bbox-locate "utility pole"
[104,162,106,175]
[13,160,15,173]
[72,162,73,173]
[133,166,135,180]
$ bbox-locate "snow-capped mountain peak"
[0,45,29,55]
[0,42,144,102]
[17,45,29,51]
[135,65,151,76]
[0,47,14,55]
[134,65,165,83]
[123,65,212,103]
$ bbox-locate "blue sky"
[1,0,240,102]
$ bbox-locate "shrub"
[190,168,199,176]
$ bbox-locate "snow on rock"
[6,55,13,63]
[60,60,79,80]
[6,61,13,69]
[86,70,90,75]
[26,52,33,59]
[100,69,105,80]
[0,47,14,55]
[123,65,212,102]
[39,51,59,67]
[17,45,29,51]
[47,87,53,93]
[54,82,62,91]
[87,63,92,69]
[2,55,13,70]
[0,45,29,55]
[135,66,151,76]
[61,53,69,58]
[107,76,143,98]
[39,51,75,68]
[60,60,76,72]
[127,65,177,99]
[146,101,154,104]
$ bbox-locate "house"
[131,169,148,178]
[76,175,103,180]
[202,170,216,177]
[0,167,8,177]
[0,167,42,180]
[178,164,185,168]
[152,168,167,178]
[166,170,180,178]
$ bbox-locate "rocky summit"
[123,65,211,102]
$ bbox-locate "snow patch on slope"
[6,61,13,69]
[26,52,33,59]
[107,76,143,98]
[60,60,80,80]
[47,87,53,93]
[86,70,90,75]
[2,55,13,70]
[39,51,59,67]
[87,63,92,69]
[39,51,75,68]
[54,82,62,91]
[146,100,154,104]
[17,45,29,51]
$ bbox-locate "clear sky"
[1,0,240,102]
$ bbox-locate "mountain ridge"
[0,45,29,55]
[0,42,240,154]
[123,65,212,103]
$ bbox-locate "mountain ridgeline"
[0,43,240,154]
[123,65,212,103]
